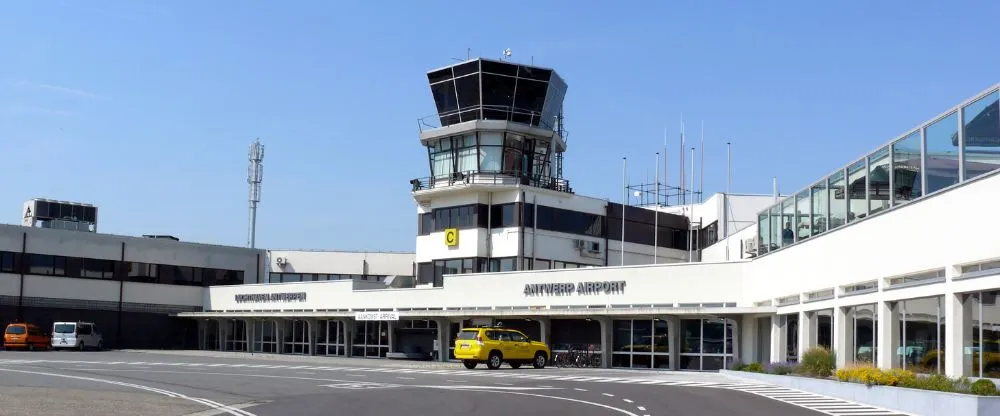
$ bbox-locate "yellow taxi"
[453,326,550,370]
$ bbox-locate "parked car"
[3,323,51,351]
[454,326,550,370]
[51,321,103,350]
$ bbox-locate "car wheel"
[509,362,522,369]
[97,341,104,351]
[78,342,85,351]
[533,352,547,369]
[463,360,477,369]
[486,352,503,370]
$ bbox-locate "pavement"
[0,350,912,416]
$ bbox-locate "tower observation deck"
[412,58,571,193]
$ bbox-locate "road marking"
[495,382,513,386]
[183,401,268,416]
[296,372,316,375]
[623,398,634,403]
[454,389,641,416]
[602,393,614,397]
[397,376,415,380]
[0,367,254,416]
[637,406,646,411]
[422,385,563,391]
[538,385,553,388]
[320,382,400,390]
[574,388,588,392]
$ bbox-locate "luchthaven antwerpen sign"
[234,292,307,303]
[523,281,626,296]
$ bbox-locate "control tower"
[412,58,570,193]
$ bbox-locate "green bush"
[897,373,959,392]
[971,379,999,396]
[799,347,836,378]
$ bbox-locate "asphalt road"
[0,350,827,416]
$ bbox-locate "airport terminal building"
[3,58,998,380]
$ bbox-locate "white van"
[51,322,104,350]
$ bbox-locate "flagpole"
[654,151,659,264]
[621,157,627,267]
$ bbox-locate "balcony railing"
[409,170,572,193]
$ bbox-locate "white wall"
[747,171,1000,304]
[701,223,758,263]
[268,250,415,276]
[206,261,747,311]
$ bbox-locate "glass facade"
[898,296,944,374]
[755,86,1000,254]
[963,290,1000,378]
[612,319,669,369]
[847,304,878,365]
[679,318,735,370]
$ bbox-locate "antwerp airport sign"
[523,281,626,296]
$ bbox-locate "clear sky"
[1,0,997,251]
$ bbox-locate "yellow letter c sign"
[444,228,459,247]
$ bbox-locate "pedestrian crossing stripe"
[0,359,912,415]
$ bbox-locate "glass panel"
[431,151,453,177]
[847,160,867,222]
[963,91,1000,180]
[680,319,701,353]
[632,320,652,353]
[980,291,1000,378]
[757,212,770,254]
[900,296,943,374]
[613,320,632,352]
[768,206,780,252]
[828,171,846,230]
[703,319,725,354]
[780,198,794,247]
[868,147,890,214]
[810,180,827,235]
[653,319,669,354]
[925,112,960,194]
[892,131,923,204]
[852,304,878,365]
[795,190,810,240]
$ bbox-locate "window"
[429,138,454,178]
[489,257,516,272]
[898,296,944,374]
[847,159,867,222]
[964,290,1000,378]
[28,254,55,275]
[432,204,486,231]
[868,147,890,214]
[757,212,770,254]
[829,170,847,230]
[479,132,503,171]
[810,180,827,235]
[0,252,16,273]
[780,198,794,247]
[963,90,1000,180]
[418,213,433,235]
[455,134,477,173]
[768,205,780,251]
[892,131,922,204]
[925,112,960,194]
[81,258,115,279]
[795,191,810,241]
[490,203,518,228]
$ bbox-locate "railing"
[409,170,572,193]
[417,105,567,139]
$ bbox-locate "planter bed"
[720,370,1000,416]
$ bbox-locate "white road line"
[623,398,634,403]
[0,367,253,416]
[397,376,416,380]
[637,407,646,411]
[602,393,614,397]
[574,388,588,391]
[456,390,641,416]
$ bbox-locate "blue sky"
[1,1,997,251]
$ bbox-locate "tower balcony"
[409,170,572,195]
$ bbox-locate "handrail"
[409,170,572,193]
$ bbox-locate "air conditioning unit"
[743,238,758,256]
[573,239,586,250]
[275,257,287,266]
[587,241,601,253]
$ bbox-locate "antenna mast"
[247,138,265,248]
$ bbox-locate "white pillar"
[306,319,317,357]
[770,315,787,363]
[877,301,899,370]
[740,315,758,365]
[833,306,853,368]
[536,318,551,346]
[242,319,253,353]
[798,310,818,359]
[341,318,354,357]
[434,318,451,362]
[667,316,681,370]
[597,317,612,369]
[944,292,968,377]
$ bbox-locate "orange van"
[3,323,51,351]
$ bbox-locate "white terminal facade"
[1,58,997,379]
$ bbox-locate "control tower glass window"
[425,59,567,130]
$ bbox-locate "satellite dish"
[503,48,512,58]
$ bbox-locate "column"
[727,315,740,366]
[433,318,451,362]
[798,310,817,359]
[387,321,398,354]
[597,317,612,369]
[340,318,354,358]
[306,319,318,357]
[666,316,681,370]
[243,318,254,353]
[770,315,787,363]
[739,315,758,365]
[216,319,229,351]
[877,301,899,370]
[833,306,852,368]
[943,292,969,377]
[536,317,551,346]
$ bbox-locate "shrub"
[743,362,764,373]
[971,379,999,396]
[765,361,800,375]
[897,373,959,392]
[799,347,836,378]
[835,365,915,386]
